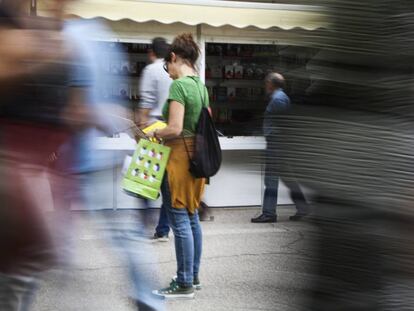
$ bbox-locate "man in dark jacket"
[251,73,309,223]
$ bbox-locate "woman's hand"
[146,101,184,140]
[146,130,161,143]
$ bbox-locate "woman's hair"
[165,33,200,67]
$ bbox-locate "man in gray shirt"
[136,38,172,242]
[136,38,172,127]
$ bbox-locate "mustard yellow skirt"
[165,138,205,214]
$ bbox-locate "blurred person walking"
[50,20,166,311]
[274,1,414,310]
[136,38,172,242]
[251,73,309,224]
[149,33,206,299]
[0,0,95,309]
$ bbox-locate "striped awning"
[38,0,329,30]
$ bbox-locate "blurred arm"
[137,66,156,127]
[135,108,151,129]
[0,28,68,80]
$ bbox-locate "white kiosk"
[38,0,327,209]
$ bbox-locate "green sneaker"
[172,276,202,290]
[152,279,194,299]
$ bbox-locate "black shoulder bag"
[182,78,222,178]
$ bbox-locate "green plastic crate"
[122,139,171,200]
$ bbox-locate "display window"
[93,41,151,109]
[205,42,317,136]
[93,41,317,137]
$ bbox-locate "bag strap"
[189,76,207,108]
[181,77,207,161]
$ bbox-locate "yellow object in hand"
[143,121,167,134]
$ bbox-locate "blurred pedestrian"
[251,73,309,224]
[149,33,206,299]
[275,1,414,309]
[54,19,165,311]
[136,37,172,242]
[0,0,93,309]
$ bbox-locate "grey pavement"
[33,206,316,311]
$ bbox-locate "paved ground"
[33,206,315,311]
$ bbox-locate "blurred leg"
[0,161,53,311]
[308,197,381,311]
[0,274,38,311]
[84,169,164,310]
[284,180,309,215]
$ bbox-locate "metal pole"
[30,0,37,16]
[196,24,206,83]
[113,151,118,211]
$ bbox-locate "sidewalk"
[33,206,315,311]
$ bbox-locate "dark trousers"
[155,203,170,236]
[262,163,308,217]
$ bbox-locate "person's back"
[263,74,290,139]
[140,59,171,117]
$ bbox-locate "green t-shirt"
[162,76,209,136]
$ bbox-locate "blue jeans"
[155,203,170,237]
[161,175,202,287]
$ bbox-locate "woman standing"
[150,33,207,299]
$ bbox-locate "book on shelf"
[227,87,236,103]
[225,65,234,79]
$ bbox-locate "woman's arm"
[150,101,184,139]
